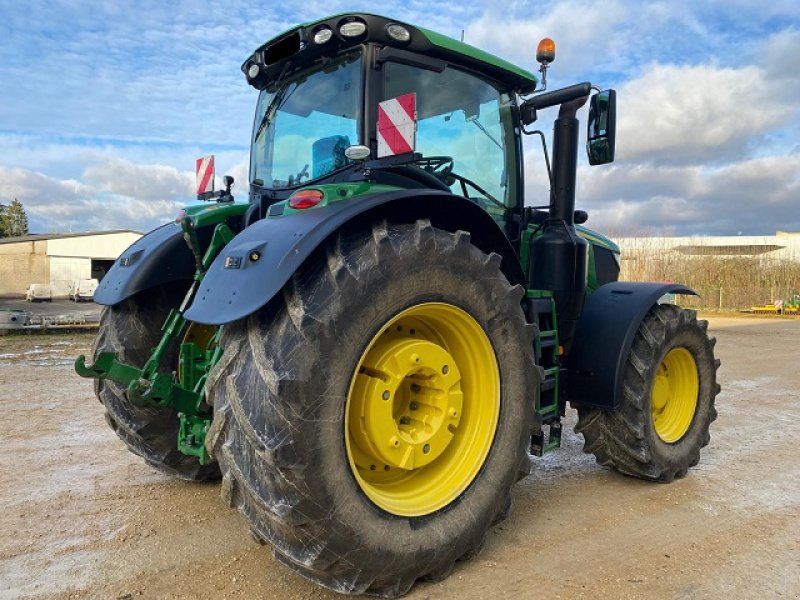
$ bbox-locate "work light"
[313,27,333,44]
[339,21,366,37]
[386,24,411,42]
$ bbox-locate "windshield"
[250,52,362,189]
[382,62,518,209]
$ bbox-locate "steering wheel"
[417,156,454,184]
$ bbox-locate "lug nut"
[449,408,458,418]
[410,383,421,392]
[399,416,410,425]
[442,365,449,374]
[390,436,400,448]
[409,401,418,411]
[423,444,430,454]
[382,390,390,400]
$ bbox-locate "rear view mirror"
[587,89,616,165]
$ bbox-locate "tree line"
[0,198,29,238]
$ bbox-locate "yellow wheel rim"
[345,303,500,517]
[651,347,699,443]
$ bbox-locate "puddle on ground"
[0,335,93,367]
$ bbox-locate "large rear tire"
[206,220,538,596]
[93,284,220,481]
[575,304,720,482]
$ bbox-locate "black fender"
[94,223,205,306]
[183,189,524,325]
[564,281,697,410]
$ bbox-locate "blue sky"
[0,0,797,235]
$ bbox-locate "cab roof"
[244,13,538,94]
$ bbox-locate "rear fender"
[183,190,524,325]
[94,202,248,306]
[564,281,697,410]
[94,223,200,306]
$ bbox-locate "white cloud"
[574,155,800,235]
[39,196,182,233]
[616,63,793,164]
[83,156,194,200]
[0,1,797,238]
[467,0,630,80]
[225,155,250,192]
[0,163,184,233]
[0,166,92,207]
[762,28,800,99]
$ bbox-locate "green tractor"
[76,13,720,597]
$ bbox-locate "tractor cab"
[243,14,539,234]
[243,13,618,346]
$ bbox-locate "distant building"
[0,230,141,297]
[614,231,800,263]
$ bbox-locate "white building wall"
[49,256,92,296]
[0,231,141,297]
[47,232,140,259]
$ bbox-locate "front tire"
[93,284,220,481]
[575,303,720,482]
[206,220,539,596]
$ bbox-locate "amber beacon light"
[536,37,556,64]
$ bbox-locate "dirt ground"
[0,317,798,600]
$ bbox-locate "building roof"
[674,244,786,256]
[613,231,800,261]
[0,230,142,245]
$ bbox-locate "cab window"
[381,62,518,212]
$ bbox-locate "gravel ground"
[0,316,798,599]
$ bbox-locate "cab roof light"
[288,189,324,209]
[339,20,367,38]
[314,27,333,44]
[386,23,411,42]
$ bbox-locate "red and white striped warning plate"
[196,155,215,195]
[377,93,417,158]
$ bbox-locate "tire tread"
[575,303,720,482]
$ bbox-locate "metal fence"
[674,286,799,311]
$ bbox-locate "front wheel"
[206,220,539,596]
[93,284,220,481]
[576,303,720,482]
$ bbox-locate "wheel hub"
[651,347,699,443]
[350,338,463,470]
[345,302,500,517]
[651,372,670,411]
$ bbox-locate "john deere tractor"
[76,13,720,597]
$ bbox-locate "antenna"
[460,29,465,42]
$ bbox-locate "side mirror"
[587,89,616,165]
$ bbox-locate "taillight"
[288,189,324,209]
